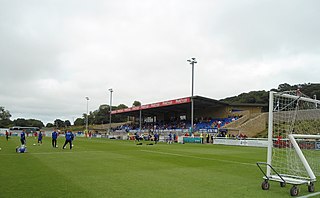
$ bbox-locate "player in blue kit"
[168,132,173,144]
[62,130,73,149]
[16,145,27,153]
[38,131,43,145]
[20,130,26,145]
[52,130,58,148]
[154,133,159,144]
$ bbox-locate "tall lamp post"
[85,97,89,133]
[109,88,113,132]
[187,58,197,133]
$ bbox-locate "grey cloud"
[0,0,319,124]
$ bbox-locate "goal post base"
[265,175,315,185]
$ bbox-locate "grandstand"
[111,96,266,136]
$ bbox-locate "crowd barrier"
[41,130,268,148]
[213,138,268,147]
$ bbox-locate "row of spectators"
[195,116,242,130]
[114,116,241,132]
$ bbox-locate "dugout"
[111,96,265,126]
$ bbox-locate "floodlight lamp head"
[85,97,89,100]
[187,60,191,62]
[109,88,113,92]
[192,58,196,60]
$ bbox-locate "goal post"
[266,91,275,177]
[259,90,320,196]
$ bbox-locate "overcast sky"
[1,0,320,124]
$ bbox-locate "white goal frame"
[266,91,320,184]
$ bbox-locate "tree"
[54,119,64,128]
[92,105,109,125]
[0,119,12,128]
[27,119,44,128]
[13,118,28,127]
[83,111,95,125]
[0,106,11,120]
[133,101,141,107]
[278,83,292,92]
[221,90,269,104]
[46,123,54,127]
[220,83,320,112]
[64,120,71,127]
[13,118,44,128]
[88,111,95,125]
[74,118,84,126]
[0,107,12,127]
[117,104,128,109]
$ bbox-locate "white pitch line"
[297,192,320,198]
[0,150,104,156]
[140,149,256,167]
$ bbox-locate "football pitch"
[0,137,317,198]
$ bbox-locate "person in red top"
[5,130,9,141]
[276,135,283,148]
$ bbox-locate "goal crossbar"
[275,93,320,104]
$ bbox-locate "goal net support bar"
[288,134,320,181]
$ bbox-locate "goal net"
[267,90,320,183]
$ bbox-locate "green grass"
[0,136,315,197]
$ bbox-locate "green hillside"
[221,83,320,106]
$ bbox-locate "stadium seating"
[114,116,240,132]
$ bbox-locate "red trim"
[111,97,191,114]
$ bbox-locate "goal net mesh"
[271,91,320,179]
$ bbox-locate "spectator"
[206,133,210,143]
[200,133,204,144]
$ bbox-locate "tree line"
[0,101,142,129]
[1,83,319,128]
